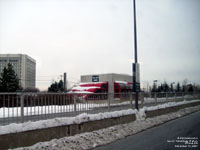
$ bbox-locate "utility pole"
[133,0,140,110]
[64,72,67,92]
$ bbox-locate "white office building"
[0,54,36,89]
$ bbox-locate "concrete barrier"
[0,115,136,149]
[146,101,200,118]
[0,101,200,150]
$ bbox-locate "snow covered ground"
[143,94,195,103]
[0,103,105,118]
[0,95,193,118]
[12,103,200,150]
[0,100,131,118]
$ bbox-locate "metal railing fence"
[0,92,200,126]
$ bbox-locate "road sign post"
[133,63,140,109]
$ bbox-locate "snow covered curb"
[142,99,200,111]
[1,99,200,135]
[0,109,136,135]
[13,105,200,150]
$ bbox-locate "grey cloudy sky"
[0,0,200,90]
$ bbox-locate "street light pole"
[153,80,158,92]
[133,0,138,64]
[133,0,140,110]
[171,82,175,92]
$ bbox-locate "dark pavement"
[94,111,200,150]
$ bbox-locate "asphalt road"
[94,111,200,150]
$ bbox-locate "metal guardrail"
[0,92,200,126]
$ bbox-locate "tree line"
[151,81,198,93]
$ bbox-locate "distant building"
[81,73,132,94]
[70,73,133,100]
[0,54,36,89]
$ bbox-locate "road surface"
[94,111,200,150]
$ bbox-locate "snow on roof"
[69,91,93,94]
[79,82,104,85]
[72,86,100,91]
[115,81,128,84]
[79,82,105,86]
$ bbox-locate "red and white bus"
[70,81,133,100]
[71,82,108,100]
[114,81,132,99]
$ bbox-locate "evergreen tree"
[0,63,20,92]
[58,80,64,91]
[152,82,157,92]
[188,84,194,92]
[160,84,164,92]
[48,80,64,92]
[176,82,180,92]
[48,81,59,92]
[163,82,169,92]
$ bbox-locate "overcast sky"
[0,0,200,90]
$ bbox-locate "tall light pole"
[133,0,138,64]
[171,82,175,92]
[64,72,67,92]
[153,80,158,92]
[133,0,140,110]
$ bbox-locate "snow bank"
[1,99,200,136]
[142,99,200,112]
[14,105,200,150]
[0,109,136,135]
[135,108,146,121]
[143,95,195,103]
